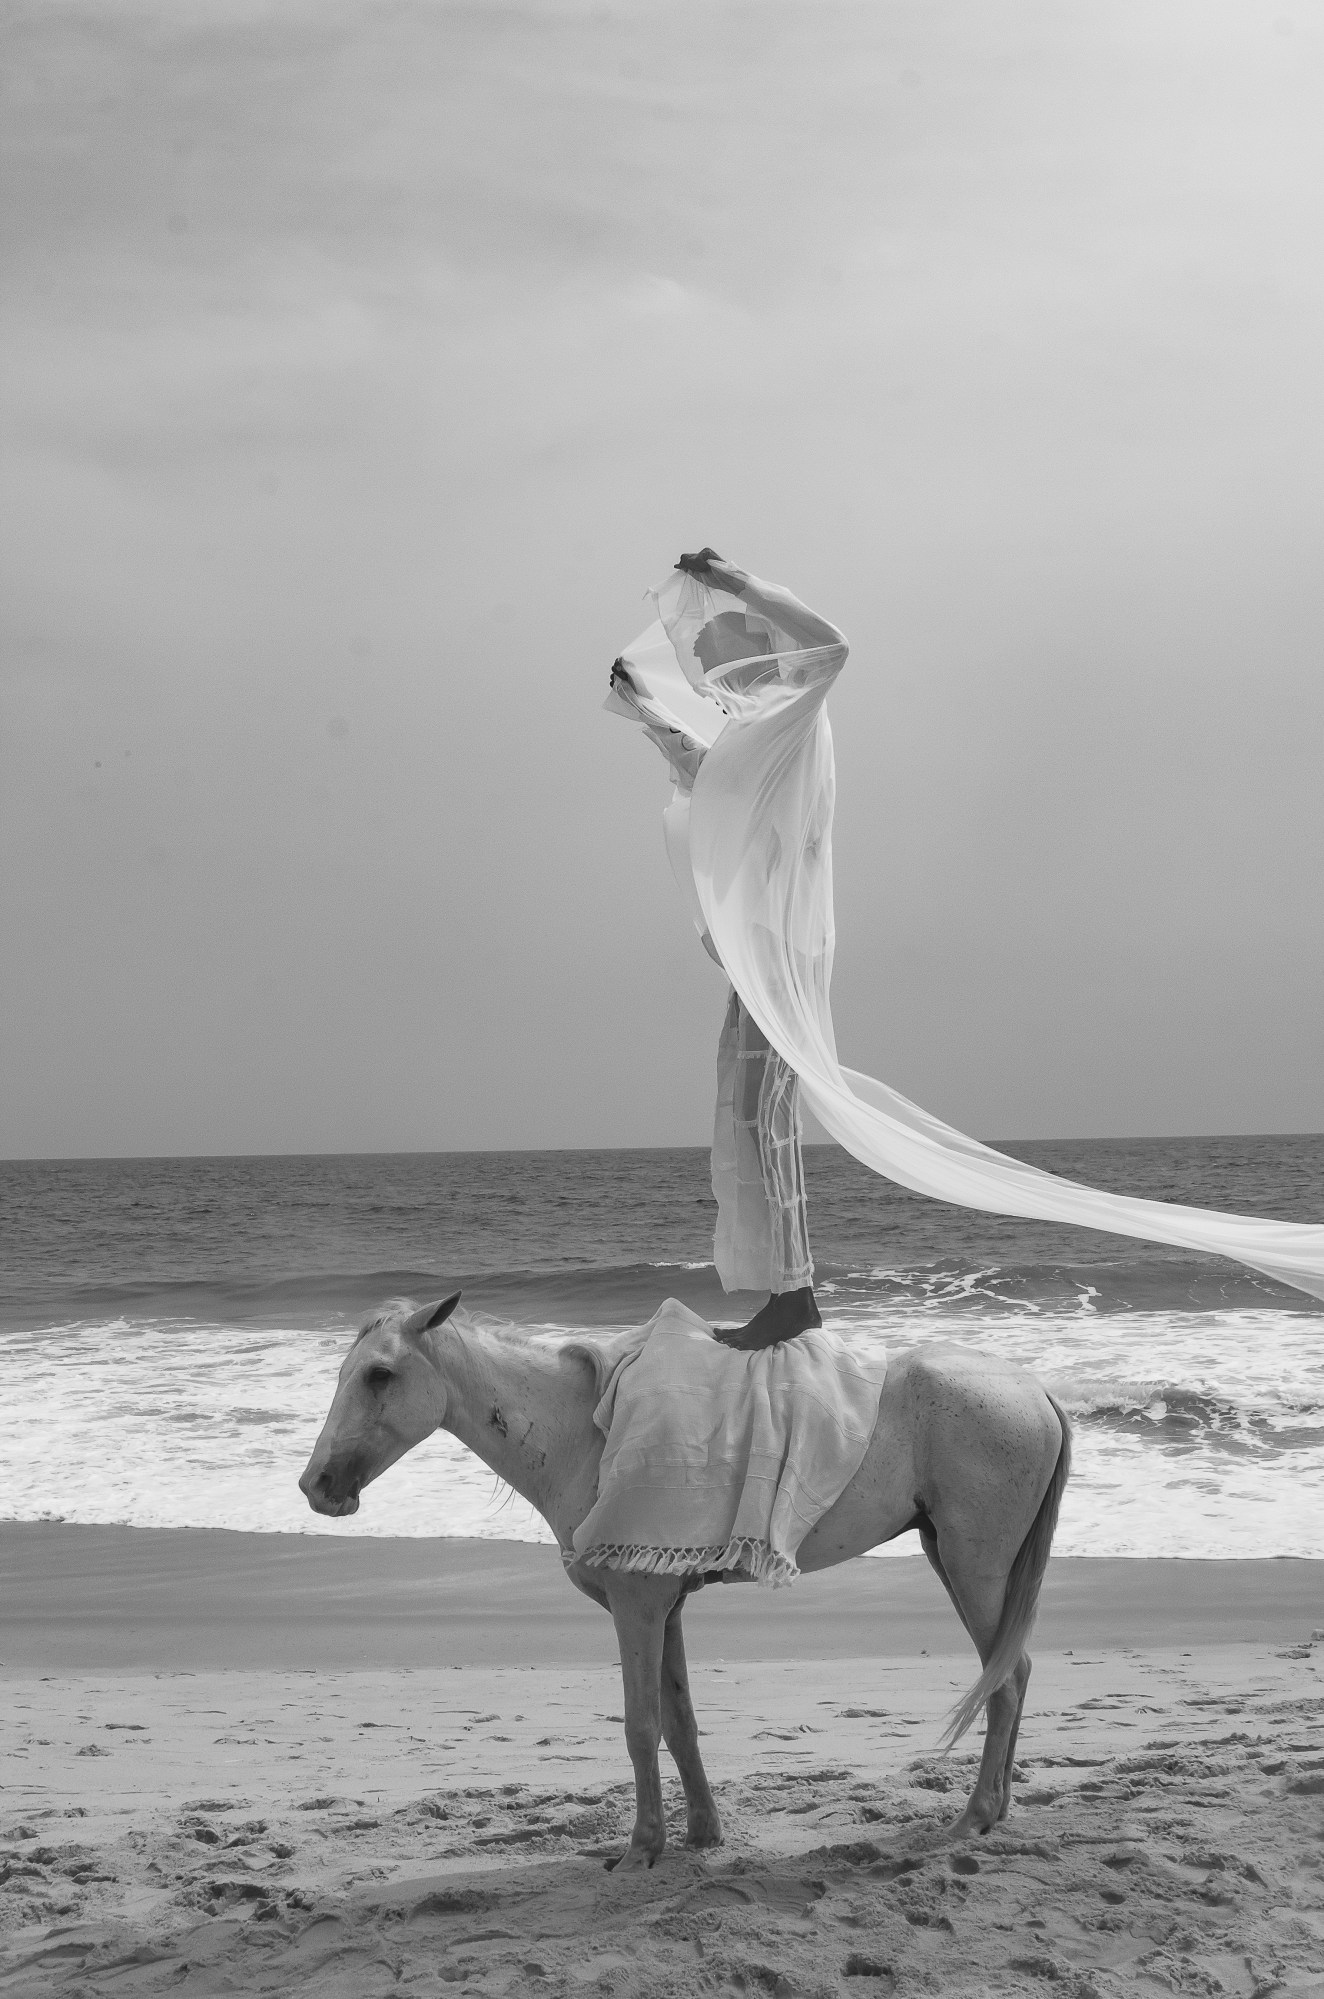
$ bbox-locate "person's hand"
[676,549,746,594]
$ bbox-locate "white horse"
[300,1296,1071,1869]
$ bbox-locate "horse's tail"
[939,1391,1072,1750]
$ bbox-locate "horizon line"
[4,1131,1323,1169]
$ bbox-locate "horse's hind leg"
[917,1520,1031,1829]
[908,1355,1067,1839]
[924,1531,1031,1839]
[660,1599,722,1848]
[961,1665,1025,1838]
[996,1654,1032,1822]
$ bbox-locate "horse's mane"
[438,1308,652,1404]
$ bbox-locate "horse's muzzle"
[299,1464,361,1517]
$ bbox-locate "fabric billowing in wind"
[614,566,1324,1306]
[606,592,814,1293]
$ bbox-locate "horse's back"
[891,1339,1060,1442]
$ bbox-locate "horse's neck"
[427,1323,603,1551]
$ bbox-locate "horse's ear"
[404,1292,461,1337]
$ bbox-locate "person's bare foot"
[714,1286,821,1351]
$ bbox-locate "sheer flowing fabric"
[623,567,1324,1307]
[606,607,814,1292]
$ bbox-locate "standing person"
[608,548,849,1351]
[614,556,1324,1314]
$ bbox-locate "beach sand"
[2,1530,1321,1997]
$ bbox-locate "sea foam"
[2,1302,1319,1557]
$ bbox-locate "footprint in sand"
[684,1870,827,1918]
[843,1954,896,1988]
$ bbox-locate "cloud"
[3,0,1322,1153]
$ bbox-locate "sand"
[1,1531,1321,1998]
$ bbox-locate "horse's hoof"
[684,1820,724,1850]
[606,1843,658,1873]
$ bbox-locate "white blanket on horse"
[570,1300,887,1588]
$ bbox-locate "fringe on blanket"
[566,1536,798,1589]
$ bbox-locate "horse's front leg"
[604,1573,682,1871]
[660,1601,722,1849]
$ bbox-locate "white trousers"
[711,986,814,1295]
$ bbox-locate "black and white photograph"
[2,3,1322,1994]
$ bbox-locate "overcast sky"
[2,0,1321,1157]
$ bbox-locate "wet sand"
[2,1526,1319,1669]
[1,1530,1321,1996]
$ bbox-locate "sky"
[2,0,1322,1157]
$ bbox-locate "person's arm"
[608,658,706,788]
[676,549,846,656]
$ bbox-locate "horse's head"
[299,1293,461,1517]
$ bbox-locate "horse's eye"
[364,1366,394,1390]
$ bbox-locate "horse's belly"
[794,1418,920,1572]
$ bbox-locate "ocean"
[2,1139,1321,1559]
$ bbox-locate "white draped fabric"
[606,607,814,1292]
[613,566,1324,1307]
